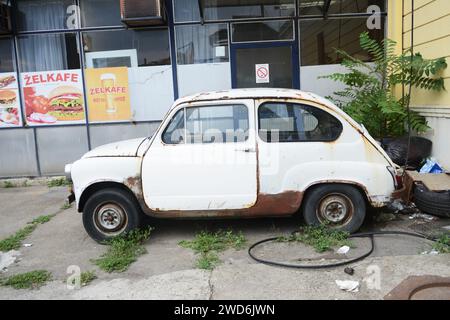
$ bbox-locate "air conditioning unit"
[0,3,11,34]
[120,0,166,27]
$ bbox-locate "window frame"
[161,102,250,145]
[172,0,297,24]
[257,100,343,143]
[231,19,295,44]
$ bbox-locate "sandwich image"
[0,75,16,88]
[46,85,84,121]
[0,89,17,105]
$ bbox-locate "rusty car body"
[65,89,401,242]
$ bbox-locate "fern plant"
[322,32,447,139]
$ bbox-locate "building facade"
[0,0,387,177]
[389,0,450,169]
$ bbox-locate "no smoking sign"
[255,64,270,84]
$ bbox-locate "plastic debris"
[409,213,438,221]
[335,280,360,293]
[384,137,432,169]
[0,250,21,272]
[388,199,406,212]
[420,158,444,174]
[421,250,439,255]
[337,246,350,255]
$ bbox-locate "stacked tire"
[414,183,450,218]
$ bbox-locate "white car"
[66,89,401,242]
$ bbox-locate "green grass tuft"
[47,178,70,188]
[3,181,15,188]
[179,230,247,270]
[61,202,72,210]
[432,234,450,254]
[0,270,51,289]
[0,214,56,252]
[92,227,152,273]
[277,225,353,253]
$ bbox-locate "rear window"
[258,102,342,142]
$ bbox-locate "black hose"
[248,230,436,269]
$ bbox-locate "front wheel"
[82,188,144,243]
[302,184,366,234]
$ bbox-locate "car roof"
[175,88,332,107]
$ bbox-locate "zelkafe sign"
[22,69,85,125]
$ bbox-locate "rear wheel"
[82,188,143,243]
[302,184,366,234]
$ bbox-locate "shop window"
[298,0,385,16]
[258,102,342,142]
[232,20,294,43]
[186,105,249,144]
[0,37,21,128]
[300,18,384,66]
[16,0,77,31]
[82,28,173,123]
[173,0,295,22]
[79,0,122,28]
[173,0,201,23]
[82,29,170,67]
[176,24,228,65]
[17,33,80,72]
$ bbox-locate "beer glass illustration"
[101,73,116,113]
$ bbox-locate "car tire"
[82,188,144,243]
[414,183,450,218]
[302,184,366,234]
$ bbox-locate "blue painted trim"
[165,0,179,100]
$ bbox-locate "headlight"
[64,164,72,182]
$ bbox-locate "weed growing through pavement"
[432,234,450,254]
[0,270,52,289]
[0,214,56,252]
[61,202,72,210]
[3,181,14,188]
[47,178,70,188]
[277,225,353,253]
[67,270,97,287]
[179,230,247,270]
[92,227,153,273]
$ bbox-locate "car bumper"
[67,185,75,204]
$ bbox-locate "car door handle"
[235,147,256,153]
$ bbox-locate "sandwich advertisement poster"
[85,67,131,122]
[22,69,85,125]
[0,72,22,128]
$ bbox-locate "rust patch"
[124,176,146,207]
[144,191,303,219]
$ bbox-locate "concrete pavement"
[0,185,449,300]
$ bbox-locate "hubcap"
[94,203,127,234]
[317,193,354,226]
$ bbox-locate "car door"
[142,99,257,211]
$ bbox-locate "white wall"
[177,62,232,97]
[300,64,350,99]
[418,112,450,170]
[128,66,174,121]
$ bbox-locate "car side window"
[186,105,249,144]
[162,109,185,144]
[258,102,342,143]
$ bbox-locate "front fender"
[71,157,143,210]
